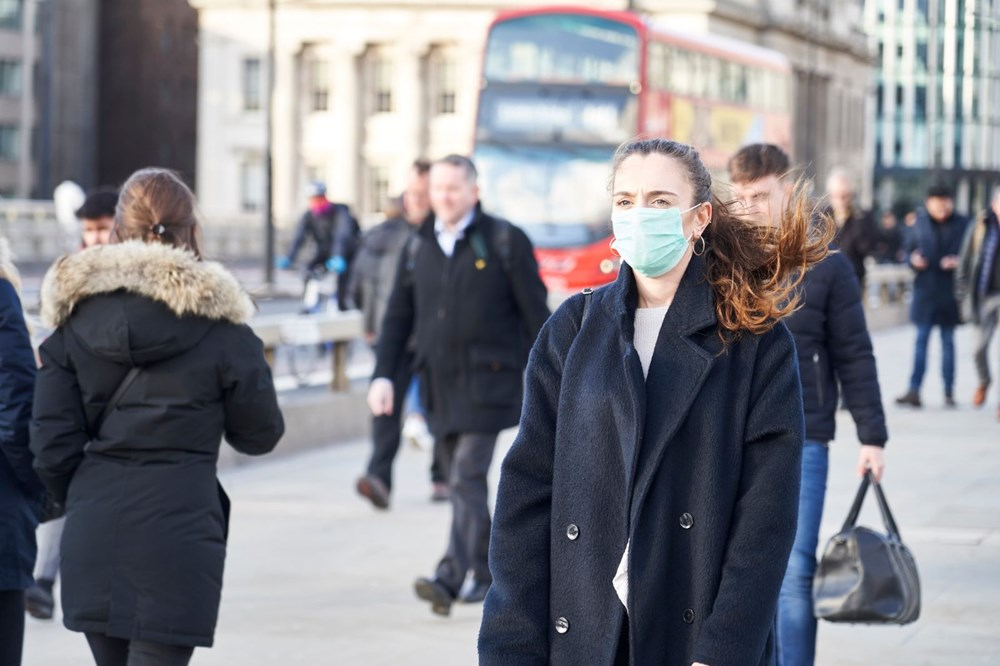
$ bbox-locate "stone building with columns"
[190,0,874,229]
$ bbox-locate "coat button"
[555,616,570,634]
[679,513,694,529]
[566,524,579,540]
[683,609,695,624]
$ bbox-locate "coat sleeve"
[479,300,578,665]
[507,226,551,345]
[691,323,803,666]
[826,255,888,446]
[0,279,42,499]
[372,248,415,380]
[286,211,312,262]
[221,325,284,455]
[30,328,89,503]
[954,221,976,303]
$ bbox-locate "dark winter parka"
[479,259,803,666]
[350,216,413,342]
[905,208,969,327]
[0,240,44,591]
[374,207,550,437]
[30,241,284,648]
[785,252,887,446]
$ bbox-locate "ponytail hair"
[610,138,833,341]
[111,168,203,259]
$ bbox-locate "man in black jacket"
[825,168,879,288]
[368,155,550,616]
[729,145,888,666]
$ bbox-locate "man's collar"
[434,209,476,237]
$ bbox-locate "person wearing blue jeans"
[730,145,889,665]
[896,184,969,408]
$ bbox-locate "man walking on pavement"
[956,185,1000,419]
[896,183,970,408]
[729,144,888,666]
[825,168,879,289]
[367,155,550,615]
[352,159,449,507]
[277,182,360,311]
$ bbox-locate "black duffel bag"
[813,470,920,624]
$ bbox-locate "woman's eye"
[652,199,669,207]
[615,199,632,208]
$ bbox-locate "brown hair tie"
[151,224,166,237]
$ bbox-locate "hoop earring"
[692,235,706,256]
[609,239,621,258]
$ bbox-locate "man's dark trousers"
[434,432,498,594]
[366,351,446,489]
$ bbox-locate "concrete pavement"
[22,324,1000,665]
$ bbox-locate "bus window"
[673,49,694,96]
[484,14,639,85]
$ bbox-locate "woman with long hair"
[31,168,284,666]
[479,138,832,666]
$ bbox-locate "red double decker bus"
[473,6,793,293]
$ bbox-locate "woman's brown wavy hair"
[610,138,833,340]
[111,168,203,259]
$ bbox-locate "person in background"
[896,183,970,408]
[956,185,1000,419]
[77,189,119,250]
[0,236,44,666]
[370,155,550,615]
[875,210,905,264]
[25,188,121,622]
[352,159,447,508]
[825,168,878,288]
[277,182,360,311]
[31,168,284,666]
[729,144,888,666]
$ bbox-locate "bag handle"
[841,469,902,540]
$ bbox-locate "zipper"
[813,352,825,406]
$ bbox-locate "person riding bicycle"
[277,182,360,311]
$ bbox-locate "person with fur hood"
[0,237,45,666]
[30,168,284,666]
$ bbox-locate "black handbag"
[813,470,921,625]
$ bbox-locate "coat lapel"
[629,256,718,525]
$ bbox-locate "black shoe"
[458,580,491,604]
[945,395,957,408]
[414,577,454,616]
[895,391,922,408]
[355,475,390,510]
[25,579,54,620]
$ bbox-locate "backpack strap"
[581,288,594,327]
[469,218,514,275]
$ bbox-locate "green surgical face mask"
[611,204,702,278]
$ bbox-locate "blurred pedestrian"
[76,188,118,250]
[896,183,970,408]
[0,237,44,666]
[352,159,448,508]
[875,210,905,264]
[479,139,832,665]
[369,155,549,615]
[26,188,121,622]
[277,182,360,311]
[31,168,284,666]
[956,185,1000,418]
[729,144,888,666]
[824,168,878,287]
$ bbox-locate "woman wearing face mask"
[479,138,832,666]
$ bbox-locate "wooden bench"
[250,311,364,392]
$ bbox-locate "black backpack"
[403,217,512,285]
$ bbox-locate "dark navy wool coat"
[0,277,43,591]
[905,209,969,327]
[479,259,804,666]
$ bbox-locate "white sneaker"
[402,415,433,450]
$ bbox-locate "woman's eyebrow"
[611,189,679,198]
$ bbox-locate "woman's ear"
[696,201,713,235]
